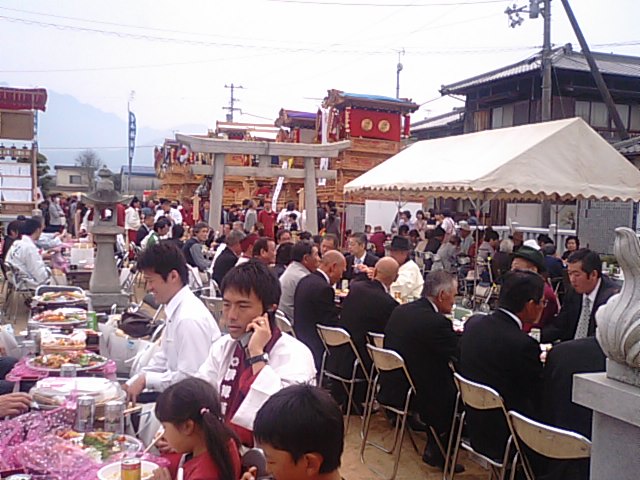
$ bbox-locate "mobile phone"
[239,331,253,349]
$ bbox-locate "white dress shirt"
[155,207,183,226]
[278,261,311,319]
[139,286,221,391]
[125,206,141,231]
[499,308,523,330]
[584,278,601,315]
[6,235,51,289]
[196,332,316,431]
[390,259,424,301]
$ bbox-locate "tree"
[75,149,103,190]
[17,150,54,195]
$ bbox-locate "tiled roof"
[411,109,465,131]
[441,44,640,95]
[120,165,157,176]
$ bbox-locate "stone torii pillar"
[175,135,351,235]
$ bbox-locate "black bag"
[119,310,157,338]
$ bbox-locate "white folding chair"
[317,324,370,433]
[447,372,532,480]
[275,309,296,338]
[360,344,419,480]
[507,411,591,480]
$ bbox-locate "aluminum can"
[60,363,78,377]
[121,458,142,480]
[74,395,96,432]
[6,475,33,480]
[87,310,98,330]
[22,340,36,357]
[104,399,126,434]
[29,329,42,355]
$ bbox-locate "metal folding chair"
[447,372,533,480]
[317,324,370,433]
[507,411,591,480]
[360,344,420,480]
[275,309,296,338]
[367,331,385,348]
[2,264,35,323]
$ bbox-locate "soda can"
[87,310,98,331]
[74,395,96,432]
[22,340,36,358]
[104,400,126,434]
[60,363,78,377]
[29,329,42,355]
[121,458,142,480]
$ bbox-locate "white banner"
[272,161,288,210]
[319,107,329,187]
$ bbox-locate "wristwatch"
[247,352,269,365]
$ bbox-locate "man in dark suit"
[329,257,399,392]
[460,270,545,461]
[380,270,460,471]
[542,249,619,343]
[343,232,378,283]
[135,209,154,246]
[293,250,347,369]
[211,230,245,285]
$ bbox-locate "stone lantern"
[82,167,130,312]
[573,227,640,479]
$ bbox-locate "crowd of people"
[0,197,611,480]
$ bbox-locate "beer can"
[121,458,142,480]
[87,310,98,331]
[60,363,78,377]
[22,340,36,357]
[6,475,33,480]
[104,399,126,434]
[74,395,96,432]
[29,329,42,355]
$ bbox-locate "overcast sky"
[2,0,639,136]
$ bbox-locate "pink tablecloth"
[6,357,117,383]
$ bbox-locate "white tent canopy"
[344,118,640,202]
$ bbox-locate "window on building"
[614,104,630,129]
[575,101,590,122]
[630,105,640,131]
[69,175,82,185]
[491,104,514,129]
[591,102,609,128]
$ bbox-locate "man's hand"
[0,392,32,417]
[240,466,258,480]
[123,374,146,404]
[247,313,272,358]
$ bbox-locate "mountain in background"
[31,89,208,172]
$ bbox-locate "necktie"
[574,296,592,339]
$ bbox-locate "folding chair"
[2,264,35,323]
[360,344,420,480]
[316,324,370,433]
[199,286,224,325]
[367,331,385,348]
[275,309,296,338]
[507,411,591,480]
[447,372,533,480]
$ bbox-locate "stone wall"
[576,200,637,254]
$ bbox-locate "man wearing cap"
[458,221,473,255]
[389,236,424,302]
[511,246,559,332]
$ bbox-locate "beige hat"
[458,221,472,232]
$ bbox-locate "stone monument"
[573,227,640,479]
[82,168,130,312]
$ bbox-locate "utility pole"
[505,1,552,121]
[559,0,629,140]
[222,83,243,122]
[395,49,404,99]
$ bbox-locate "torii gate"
[175,134,351,234]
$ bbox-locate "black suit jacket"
[329,279,398,377]
[460,310,543,460]
[135,225,151,246]
[212,247,238,285]
[541,337,605,439]
[541,276,619,343]
[293,271,340,369]
[379,298,459,433]
[343,252,379,282]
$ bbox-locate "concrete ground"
[0,280,490,479]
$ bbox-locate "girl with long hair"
[152,378,241,480]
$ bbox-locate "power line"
[41,145,156,151]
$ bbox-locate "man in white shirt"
[278,241,320,320]
[197,261,316,446]
[388,235,424,302]
[155,198,183,226]
[124,242,220,402]
[5,218,51,289]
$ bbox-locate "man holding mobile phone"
[197,261,316,447]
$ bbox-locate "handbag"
[119,310,158,339]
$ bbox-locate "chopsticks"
[141,426,166,455]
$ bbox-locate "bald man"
[328,257,400,408]
[293,250,347,369]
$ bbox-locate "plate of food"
[33,290,87,305]
[27,351,108,372]
[30,308,88,327]
[58,431,143,460]
[97,460,158,480]
[41,331,87,353]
